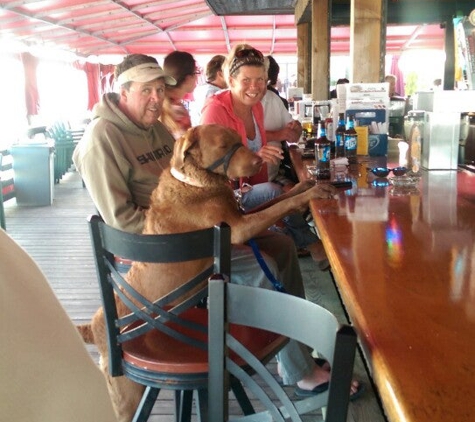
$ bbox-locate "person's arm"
[73,123,148,233]
[266,120,302,143]
[263,92,301,143]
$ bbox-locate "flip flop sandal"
[277,358,330,386]
[295,381,365,401]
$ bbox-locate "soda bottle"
[314,121,331,180]
[344,114,358,163]
[335,113,346,158]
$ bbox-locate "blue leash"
[248,238,287,293]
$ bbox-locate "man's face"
[120,78,166,129]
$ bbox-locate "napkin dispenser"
[346,108,388,156]
[421,112,460,170]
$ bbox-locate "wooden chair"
[208,276,358,422]
[88,215,253,421]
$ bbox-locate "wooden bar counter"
[290,146,475,422]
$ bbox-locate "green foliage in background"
[405,72,419,96]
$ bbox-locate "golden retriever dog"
[79,124,335,421]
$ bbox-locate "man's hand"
[265,119,302,144]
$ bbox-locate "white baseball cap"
[117,62,176,86]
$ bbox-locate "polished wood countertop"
[290,146,475,422]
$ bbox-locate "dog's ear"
[173,126,199,170]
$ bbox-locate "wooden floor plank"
[4,169,385,421]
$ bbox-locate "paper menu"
[345,83,390,110]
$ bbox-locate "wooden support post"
[311,0,331,99]
[350,0,385,83]
[297,22,311,92]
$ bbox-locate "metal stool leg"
[132,386,159,422]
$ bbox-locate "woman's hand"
[257,144,284,165]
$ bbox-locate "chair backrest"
[208,277,357,422]
[87,214,231,377]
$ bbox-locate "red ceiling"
[0,0,446,60]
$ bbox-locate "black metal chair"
[88,215,253,421]
[208,276,358,422]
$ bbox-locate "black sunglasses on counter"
[369,167,408,178]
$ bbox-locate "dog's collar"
[206,142,243,176]
[170,167,204,187]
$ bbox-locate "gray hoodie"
[73,93,175,233]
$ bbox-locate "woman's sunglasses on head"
[235,48,264,60]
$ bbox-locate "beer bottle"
[325,113,335,158]
[314,121,331,180]
[335,113,346,158]
[344,114,358,163]
[312,104,321,136]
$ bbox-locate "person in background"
[266,55,288,110]
[384,74,400,97]
[160,50,199,139]
[432,78,442,90]
[75,52,360,408]
[262,57,330,268]
[192,54,227,125]
[263,55,302,187]
[330,77,349,99]
[262,88,301,187]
